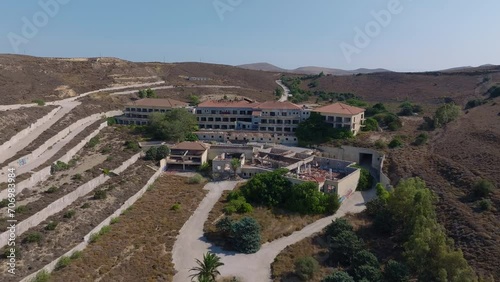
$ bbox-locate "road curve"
[275,80,291,102]
[172,182,376,282]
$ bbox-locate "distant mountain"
[237,63,391,76]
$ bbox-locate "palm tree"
[189,252,224,282]
[230,158,241,178]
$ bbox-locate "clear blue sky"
[0,0,499,72]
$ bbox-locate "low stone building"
[166,141,209,170]
[116,98,189,125]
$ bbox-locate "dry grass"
[49,175,207,282]
[204,187,323,248]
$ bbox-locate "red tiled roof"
[172,142,209,151]
[127,98,187,108]
[313,102,365,115]
[253,101,302,110]
[197,100,256,108]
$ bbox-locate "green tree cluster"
[433,103,461,128]
[240,170,340,215]
[138,88,156,98]
[296,112,353,146]
[148,109,198,142]
[487,85,500,98]
[398,101,423,116]
[145,145,170,161]
[314,91,358,103]
[216,217,261,254]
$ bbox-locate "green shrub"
[171,203,181,211]
[227,190,243,201]
[352,250,379,269]
[473,179,494,198]
[384,260,410,282]
[33,270,50,282]
[434,103,461,127]
[216,217,261,254]
[46,186,58,194]
[63,210,76,219]
[224,197,253,215]
[124,140,140,152]
[102,168,111,175]
[388,137,403,148]
[156,145,170,160]
[107,117,117,126]
[325,218,353,238]
[328,230,364,265]
[89,225,111,243]
[187,174,203,184]
[465,99,486,110]
[375,183,390,202]
[362,117,378,131]
[354,166,373,191]
[478,199,493,211]
[487,86,500,98]
[353,265,382,282]
[145,147,158,161]
[71,174,82,181]
[110,217,120,224]
[294,256,319,281]
[15,205,28,213]
[55,256,71,270]
[81,203,90,209]
[23,232,42,243]
[51,161,69,173]
[93,189,107,200]
[321,271,355,282]
[0,199,8,208]
[45,221,58,231]
[223,205,237,215]
[87,136,100,148]
[32,99,45,106]
[374,140,386,149]
[413,133,429,146]
[70,251,82,260]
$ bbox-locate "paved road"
[275,80,291,102]
[172,183,376,282]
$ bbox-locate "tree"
[384,260,410,282]
[230,158,241,178]
[329,231,364,265]
[294,257,319,281]
[145,147,158,161]
[189,252,224,282]
[240,170,292,207]
[353,265,382,282]
[433,103,461,128]
[354,166,373,191]
[352,250,379,269]
[274,87,284,98]
[362,117,378,132]
[296,112,352,146]
[230,217,261,254]
[324,218,353,238]
[156,145,170,160]
[148,109,198,142]
[189,95,200,106]
[375,183,390,202]
[321,271,355,282]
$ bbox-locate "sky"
[0,0,499,72]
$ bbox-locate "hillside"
[238,62,390,75]
[0,55,280,104]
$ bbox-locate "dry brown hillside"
[0,55,280,104]
[299,66,500,105]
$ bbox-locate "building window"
[196,110,202,114]
[239,110,245,115]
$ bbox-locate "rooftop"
[253,101,302,110]
[127,98,188,108]
[197,99,256,108]
[172,141,209,151]
[313,102,365,115]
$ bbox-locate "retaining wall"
[20,159,166,282]
[2,110,122,173]
[0,107,62,154]
[0,153,141,249]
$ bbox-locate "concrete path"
[0,101,80,164]
[276,80,291,102]
[172,184,376,282]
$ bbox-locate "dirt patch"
[204,187,323,248]
[48,175,207,282]
[0,106,57,144]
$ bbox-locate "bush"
[51,161,69,173]
[328,230,364,265]
[70,251,82,260]
[374,140,386,149]
[388,137,403,148]
[89,225,111,243]
[0,199,8,208]
[227,190,243,201]
[107,117,117,126]
[187,174,203,184]
[465,99,486,110]
[145,146,158,161]
[434,103,461,127]
[487,86,500,99]
[87,136,100,148]
[124,140,140,152]
[353,265,382,282]
[223,197,253,215]
[362,117,378,131]
[45,221,58,231]
[473,179,494,198]
[398,101,423,116]
[230,217,261,254]
[33,99,45,106]
[156,145,170,159]
[171,203,181,211]
[413,133,429,146]
[93,189,107,200]
[355,166,373,191]
[15,205,28,213]
[321,271,355,282]
[384,260,410,282]
[71,173,82,181]
[375,183,390,202]
[55,256,71,270]
[294,256,319,281]
[478,199,493,211]
[110,217,120,224]
[63,210,76,219]
[23,232,42,243]
[352,250,379,269]
[33,270,50,282]
[325,218,353,238]
[46,186,58,194]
